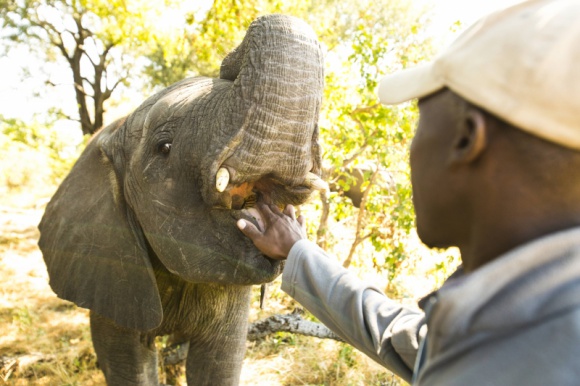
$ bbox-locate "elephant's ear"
[38,119,162,331]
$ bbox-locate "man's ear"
[449,109,487,166]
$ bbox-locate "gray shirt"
[281,227,580,385]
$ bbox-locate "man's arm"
[237,203,425,382]
[283,239,424,382]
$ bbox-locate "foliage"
[143,0,315,88]
[0,114,84,196]
[0,0,183,135]
[314,1,434,281]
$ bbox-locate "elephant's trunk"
[202,15,324,208]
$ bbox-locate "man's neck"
[459,210,580,273]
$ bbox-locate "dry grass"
[0,203,104,385]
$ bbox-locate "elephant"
[38,14,325,385]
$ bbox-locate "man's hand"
[237,203,307,260]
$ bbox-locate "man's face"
[410,90,467,248]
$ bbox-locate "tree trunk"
[70,47,93,136]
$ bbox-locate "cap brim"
[377,62,444,105]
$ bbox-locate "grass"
[0,204,104,385]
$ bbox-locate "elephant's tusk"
[306,172,329,193]
[216,167,230,192]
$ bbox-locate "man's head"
[378,0,580,269]
[410,88,580,271]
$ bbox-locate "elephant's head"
[38,15,325,331]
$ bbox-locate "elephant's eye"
[158,142,172,155]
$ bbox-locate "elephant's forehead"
[142,77,226,134]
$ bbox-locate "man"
[237,0,580,384]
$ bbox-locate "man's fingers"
[237,219,263,240]
[269,203,284,217]
[297,214,305,227]
[256,201,277,225]
[284,204,296,220]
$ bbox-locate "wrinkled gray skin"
[38,15,324,385]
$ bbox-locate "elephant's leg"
[185,327,248,386]
[90,311,159,386]
[184,288,252,385]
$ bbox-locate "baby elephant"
[38,14,325,385]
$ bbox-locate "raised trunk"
[201,15,324,207]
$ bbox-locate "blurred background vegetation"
[0,0,472,384]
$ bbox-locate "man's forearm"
[281,239,425,382]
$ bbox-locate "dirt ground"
[0,202,400,386]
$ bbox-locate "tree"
[313,1,434,284]
[0,0,178,135]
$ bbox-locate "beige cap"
[378,0,580,150]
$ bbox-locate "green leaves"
[0,114,85,188]
[310,1,433,275]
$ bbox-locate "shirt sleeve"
[281,239,426,383]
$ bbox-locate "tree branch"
[316,188,331,250]
[101,42,115,59]
[29,18,72,63]
[73,11,88,44]
[75,81,93,98]
[342,104,380,168]
[102,77,124,100]
[1,353,56,381]
[160,309,343,366]
[247,309,343,342]
[81,47,98,67]
[351,103,380,115]
[342,141,369,168]
[343,165,382,268]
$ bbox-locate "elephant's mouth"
[229,188,300,233]
[227,174,328,234]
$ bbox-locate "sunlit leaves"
[144,0,315,86]
[312,0,434,275]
